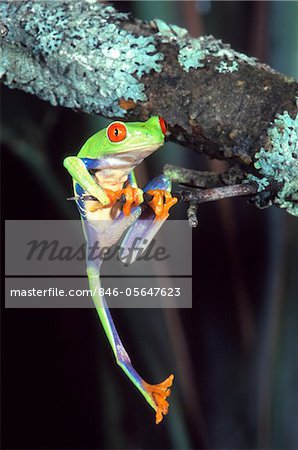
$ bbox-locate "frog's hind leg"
[85,221,173,424]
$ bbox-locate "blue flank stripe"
[80,158,102,169]
[75,183,87,219]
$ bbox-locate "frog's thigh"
[143,174,172,192]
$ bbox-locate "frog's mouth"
[115,142,164,155]
[99,143,163,172]
[105,143,163,165]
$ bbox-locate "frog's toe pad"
[143,374,174,424]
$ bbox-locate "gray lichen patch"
[215,61,239,74]
[154,19,257,72]
[0,1,163,116]
[178,40,207,72]
[248,105,298,216]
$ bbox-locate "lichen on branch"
[0,1,164,115]
[1,0,298,215]
[248,106,298,216]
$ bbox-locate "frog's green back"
[77,129,106,159]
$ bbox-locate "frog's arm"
[63,156,110,205]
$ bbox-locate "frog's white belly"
[86,145,161,221]
[94,145,160,190]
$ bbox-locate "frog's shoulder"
[77,130,105,159]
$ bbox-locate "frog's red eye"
[159,117,167,135]
[107,122,127,142]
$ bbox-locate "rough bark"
[1,1,297,213]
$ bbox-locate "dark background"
[1,1,298,449]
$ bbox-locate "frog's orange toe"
[121,185,142,216]
[143,374,174,424]
[101,186,142,215]
[147,190,178,220]
[103,188,122,207]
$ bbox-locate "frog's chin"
[115,142,164,154]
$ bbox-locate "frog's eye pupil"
[107,122,127,142]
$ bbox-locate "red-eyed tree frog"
[63,116,177,424]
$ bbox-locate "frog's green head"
[95,116,167,155]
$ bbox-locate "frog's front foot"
[89,186,143,215]
[147,189,178,220]
[87,188,120,212]
[143,374,174,424]
[120,185,143,216]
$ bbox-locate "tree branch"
[1,1,297,215]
